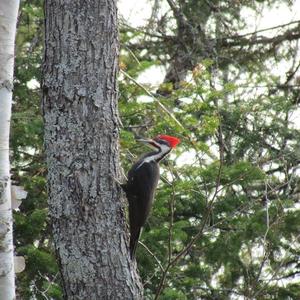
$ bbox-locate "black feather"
[129,227,141,259]
[124,152,160,258]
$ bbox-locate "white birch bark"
[0,1,20,299]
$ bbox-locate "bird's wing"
[127,161,160,226]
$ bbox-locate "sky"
[118,0,300,29]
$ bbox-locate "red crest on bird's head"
[155,134,180,148]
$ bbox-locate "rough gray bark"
[42,1,143,299]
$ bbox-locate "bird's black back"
[125,155,160,227]
[123,153,160,258]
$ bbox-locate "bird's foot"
[111,174,124,185]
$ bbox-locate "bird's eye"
[159,139,170,146]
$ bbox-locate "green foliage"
[160,288,187,300]
[118,1,300,298]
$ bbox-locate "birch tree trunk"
[42,1,143,299]
[0,1,20,299]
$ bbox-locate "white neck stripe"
[136,144,171,169]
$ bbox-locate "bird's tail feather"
[130,227,141,259]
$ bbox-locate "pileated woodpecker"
[122,134,180,258]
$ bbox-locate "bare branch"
[120,69,185,129]
[138,241,164,273]
[221,24,300,47]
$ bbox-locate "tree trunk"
[0,0,20,299]
[0,1,19,299]
[42,1,143,299]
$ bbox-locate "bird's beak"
[136,137,156,148]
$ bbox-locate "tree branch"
[220,24,300,47]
